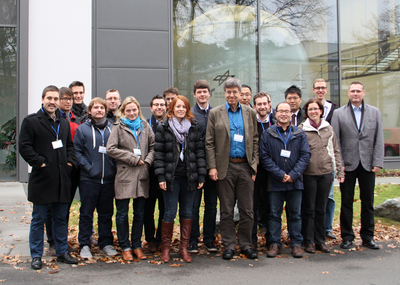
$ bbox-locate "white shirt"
[323,100,332,120]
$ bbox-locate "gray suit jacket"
[205,103,259,180]
[331,101,384,172]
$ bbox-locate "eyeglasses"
[314,87,327,90]
[276,110,291,114]
[60,97,73,102]
[152,103,166,107]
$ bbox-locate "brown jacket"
[106,120,155,199]
[299,118,344,178]
[205,103,259,180]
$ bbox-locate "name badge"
[52,140,63,149]
[180,150,184,161]
[99,146,107,154]
[280,149,291,158]
[133,148,142,155]
[234,134,244,143]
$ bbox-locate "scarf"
[169,117,191,144]
[90,117,108,129]
[121,116,142,132]
[71,103,87,117]
[309,118,322,129]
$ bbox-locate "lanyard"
[41,107,60,139]
[132,129,142,149]
[276,127,291,150]
[260,114,271,132]
[228,107,242,133]
[99,129,105,146]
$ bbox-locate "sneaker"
[187,242,198,253]
[101,245,118,256]
[80,245,93,259]
[204,242,218,252]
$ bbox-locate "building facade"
[1,0,399,182]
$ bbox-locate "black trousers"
[340,163,376,242]
[302,173,332,245]
[252,166,269,243]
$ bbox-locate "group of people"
[18,77,384,270]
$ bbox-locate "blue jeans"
[78,181,115,249]
[30,202,69,258]
[116,197,146,250]
[163,178,195,223]
[190,175,217,244]
[326,169,335,232]
[268,190,303,248]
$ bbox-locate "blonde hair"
[116,96,145,122]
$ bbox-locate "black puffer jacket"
[154,117,206,191]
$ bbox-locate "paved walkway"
[1,177,399,259]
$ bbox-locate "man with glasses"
[312,79,339,240]
[144,95,167,253]
[331,81,384,250]
[206,78,259,260]
[105,89,122,124]
[259,102,310,258]
[285,85,304,126]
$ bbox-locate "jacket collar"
[301,118,330,131]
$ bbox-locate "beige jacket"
[299,118,344,178]
[106,120,155,199]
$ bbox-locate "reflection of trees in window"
[0,0,17,25]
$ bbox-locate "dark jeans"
[30,202,69,258]
[217,162,254,251]
[143,186,164,244]
[116,197,146,250]
[326,168,335,233]
[340,163,375,242]
[268,190,303,248]
[302,173,332,245]
[190,175,217,244]
[162,178,195,223]
[78,180,114,249]
[46,167,79,245]
[252,166,269,243]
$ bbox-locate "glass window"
[0,0,17,25]
[340,0,400,157]
[0,26,17,180]
[173,1,257,107]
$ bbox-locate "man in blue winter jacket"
[74,97,117,259]
[259,102,310,258]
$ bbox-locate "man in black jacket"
[19,85,78,270]
[285,85,304,126]
[188,80,218,253]
[105,89,121,124]
[313,78,339,240]
[70,80,88,124]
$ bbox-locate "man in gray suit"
[206,78,259,260]
[331,81,384,250]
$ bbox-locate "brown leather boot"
[179,219,193,263]
[133,248,147,260]
[161,221,174,263]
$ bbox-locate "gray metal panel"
[97,29,169,68]
[97,68,169,111]
[17,0,29,183]
[97,0,168,31]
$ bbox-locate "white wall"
[28,1,92,113]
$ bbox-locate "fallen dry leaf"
[169,263,183,267]
[322,271,329,274]
[0,280,6,283]
[36,270,41,273]
[334,250,345,255]
[49,271,59,274]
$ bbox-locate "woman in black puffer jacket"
[154,95,206,263]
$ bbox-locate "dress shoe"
[57,252,78,264]
[222,249,235,260]
[31,257,42,270]
[326,231,336,240]
[147,241,158,253]
[133,248,147,260]
[340,240,355,249]
[304,243,315,253]
[292,245,303,258]
[362,240,380,250]
[315,244,330,253]
[122,250,134,261]
[241,248,258,259]
[266,244,280,258]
